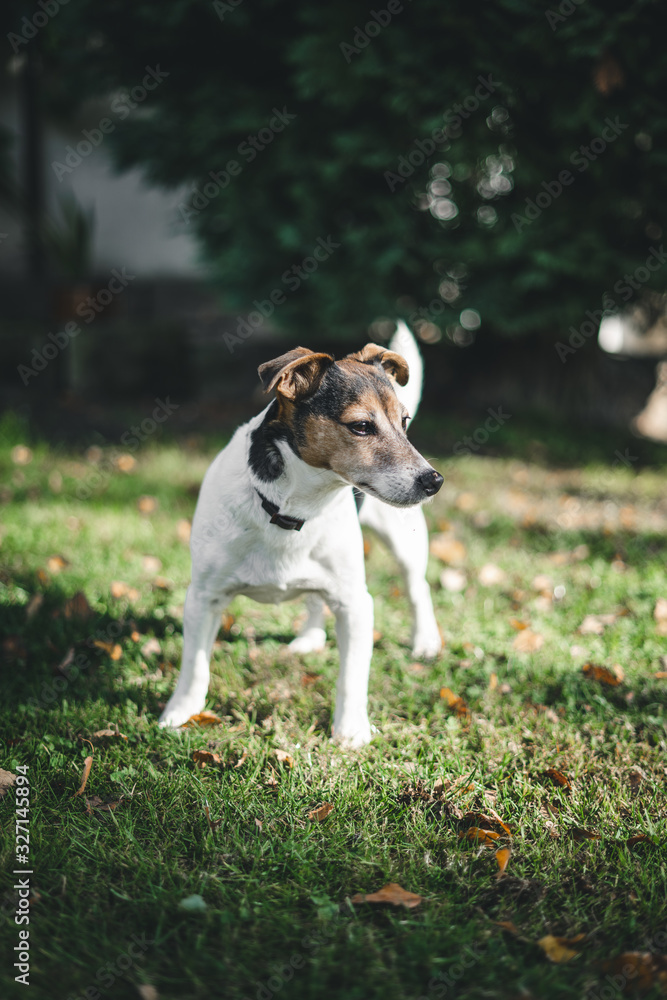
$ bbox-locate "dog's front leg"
[329,590,375,747]
[159,587,227,728]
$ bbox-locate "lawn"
[1,410,667,1000]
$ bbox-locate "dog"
[159,321,443,746]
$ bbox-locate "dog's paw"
[158,696,206,729]
[411,629,442,660]
[288,628,327,655]
[332,714,373,748]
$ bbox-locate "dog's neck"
[247,402,348,521]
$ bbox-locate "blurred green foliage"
[5,0,667,339]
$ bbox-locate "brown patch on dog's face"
[290,350,443,507]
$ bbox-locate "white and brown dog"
[159,322,443,746]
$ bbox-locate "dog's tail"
[389,320,423,425]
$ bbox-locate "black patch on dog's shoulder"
[249,400,299,481]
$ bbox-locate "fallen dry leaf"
[177,519,191,544]
[302,671,323,686]
[626,834,653,848]
[221,613,235,634]
[93,640,122,661]
[11,444,33,465]
[351,883,422,909]
[579,613,617,635]
[440,687,469,718]
[478,563,506,586]
[153,576,172,591]
[513,629,544,653]
[654,671,667,680]
[489,672,498,691]
[274,749,294,768]
[141,637,161,658]
[182,711,222,728]
[430,534,467,565]
[543,768,571,790]
[460,827,500,846]
[142,554,162,574]
[307,802,334,822]
[570,827,601,842]
[0,769,17,797]
[509,618,529,631]
[91,729,127,742]
[137,495,158,514]
[495,919,520,936]
[600,952,667,993]
[47,554,69,574]
[582,662,624,686]
[538,933,585,963]
[495,847,511,874]
[63,591,92,620]
[85,795,121,815]
[193,749,222,768]
[114,453,136,473]
[73,756,93,798]
[440,567,467,592]
[234,751,249,769]
[136,985,159,1000]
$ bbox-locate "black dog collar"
[255,488,305,531]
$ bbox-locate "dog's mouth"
[352,472,444,508]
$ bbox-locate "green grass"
[1,411,667,1000]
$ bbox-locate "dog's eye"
[402,414,409,431]
[347,421,374,436]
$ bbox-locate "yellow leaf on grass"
[430,535,467,565]
[91,729,127,741]
[509,618,529,631]
[543,768,571,790]
[351,883,422,909]
[137,495,158,514]
[93,640,122,661]
[192,749,222,768]
[513,629,544,653]
[440,687,469,718]
[274,749,294,768]
[182,711,222,728]
[307,802,334,822]
[478,563,506,586]
[73,756,93,798]
[582,662,624,686]
[538,933,585,963]
[460,827,500,845]
[495,847,511,874]
[47,554,69,574]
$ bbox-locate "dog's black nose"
[417,470,444,496]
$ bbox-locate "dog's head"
[256,344,443,507]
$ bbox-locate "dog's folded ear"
[258,348,335,401]
[347,343,409,386]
